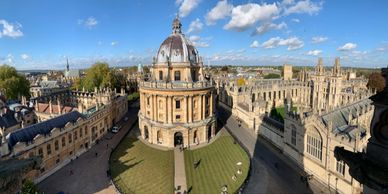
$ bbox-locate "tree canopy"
[73,62,126,91]
[367,72,385,92]
[264,73,281,79]
[0,65,30,100]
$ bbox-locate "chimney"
[49,99,53,114]
[57,98,62,114]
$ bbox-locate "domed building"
[138,16,216,148]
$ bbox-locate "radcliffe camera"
[1,1,388,194]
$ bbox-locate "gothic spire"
[66,58,69,71]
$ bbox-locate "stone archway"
[174,132,183,146]
[144,126,149,139]
[207,125,212,141]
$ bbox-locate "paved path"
[217,104,330,194]
[38,101,140,194]
[174,147,187,194]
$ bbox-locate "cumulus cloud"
[291,18,300,23]
[187,18,203,33]
[262,36,304,50]
[0,20,23,38]
[21,54,29,60]
[205,0,233,25]
[284,0,323,15]
[78,17,98,28]
[311,36,328,43]
[224,3,279,31]
[252,22,287,36]
[111,41,119,46]
[189,35,210,47]
[306,50,322,56]
[250,40,259,48]
[177,0,201,17]
[337,43,357,51]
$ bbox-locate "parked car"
[111,126,120,133]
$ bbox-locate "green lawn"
[127,92,139,101]
[270,106,297,123]
[110,136,174,194]
[184,131,250,194]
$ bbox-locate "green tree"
[264,73,281,79]
[21,180,39,194]
[0,65,30,100]
[367,72,385,92]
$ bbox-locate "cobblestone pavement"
[218,105,330,194]
[38,101,139,194]
[174,147,187,194]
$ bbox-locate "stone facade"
[0,89,128,184]
[138,16,216,148]
[217,57,374,194]
[283,64,293,80]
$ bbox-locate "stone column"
[199,95,203,120]
[165,96,168,123]
[188,95,193,123]
[170,96,173,123]
[210,92,213,117]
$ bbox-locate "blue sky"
[0,0,387,70]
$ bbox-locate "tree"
[221,66,229,72]
[0,65,30,100]
[264,73,281,79]
[21,180,39,194]
[367,72,385,92]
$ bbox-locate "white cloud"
[262,36,304,50]
[337,43,357,51]
[306,50,322,56]
[253,22,287,35]
[187,18,203,33]
[21,54,29,60]
[291,18,300,23]
[284,0,323,15]
[311,36,328,43]
[111,41,119,46]
[250,40,259,48]
[205,0,233,25]
[177,0,201,17]
[0,20,23,38]
[224,3,279,31]
[78,17,98,28]
[189,35,210,47]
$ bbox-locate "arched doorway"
[174,132,183,146]
[207,126,212,141]
[144,126,149,139]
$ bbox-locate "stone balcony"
[139,80,215,90]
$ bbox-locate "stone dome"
[155,16,200,65]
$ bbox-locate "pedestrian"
[95,152,98,157]
[106,143,109,149]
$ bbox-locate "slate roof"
[0,110,19,129]
[321,98,372,139]
[39,80,60,88]
[36,103,75,115]
[64,69,80,78]
[7,111,85,150]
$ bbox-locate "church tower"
[312,58,326,112]
[328,57,343,110]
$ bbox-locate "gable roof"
[7,111,85,150]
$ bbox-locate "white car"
[111,126,120,133]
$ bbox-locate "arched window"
[291,125,297,146]
[157,130,163,143]
[306,128,322,161]
[193,130,198,144]
[62,137,66,147]
[55,140,59,151]
[174,71,181,81]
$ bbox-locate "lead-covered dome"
[155,16,200,65]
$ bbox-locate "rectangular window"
[47,144,51,155]
[176,115,181,121]
[291,129,297,146]
[336,160,345,176]
[68,134,72,144]
[55,141,59,151]
[74,131,78,140]
[174,71,181,81]
[159,71,163,80]
[80,128,83,137]
[147,97,150,106]
[38,148,43,157]
[85,127,88,135]
[176,100,181,109]
[62,137,66,147]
